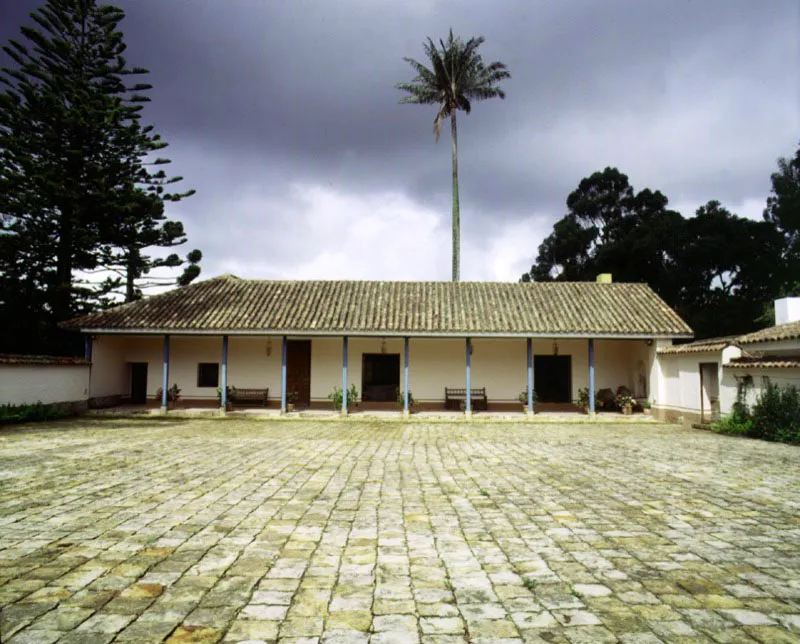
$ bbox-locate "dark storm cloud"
[2,0,798,280]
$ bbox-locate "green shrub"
[714,414,754,436]
[329,384,358,411]
[396,388,416,409]
[0,402,71,425]
[751,381,800,443]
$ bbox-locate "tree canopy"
[0,0,200,354]
[522,163,794,339]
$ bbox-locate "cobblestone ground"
[1,419,799,644]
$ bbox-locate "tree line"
[521,148,800,339]
[0,0,201,356]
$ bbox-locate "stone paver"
[1,418,799,643]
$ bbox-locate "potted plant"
[217,385,234,410]
[616,393,634,415]
[577,387,591,413]
[517,389,537,413]
[155,383,181,409]
[643,400,652,415]
[329,385,358,412]
[396,388,416,412]
[286,390,299,412]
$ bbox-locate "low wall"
[0,356,90,408]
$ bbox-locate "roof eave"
[79,327,692,340]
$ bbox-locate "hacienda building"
[61,273,694,416]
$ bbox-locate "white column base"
[160,405,168,415]
[464,410,472,420]
[403,409,410,420]
[219,407,227,417]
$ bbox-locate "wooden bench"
[228,387,269,407]
[444,387,488,411]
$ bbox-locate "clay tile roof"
[0,354,90,366]
[657,337,738,355]
[736,320,800,344]
[725,356,800,369]
[62,275,693,338]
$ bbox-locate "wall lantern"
[552,341,559,356]
[380,338,387,354]
[266,338,272,356]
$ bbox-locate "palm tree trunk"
[450,111,460,282]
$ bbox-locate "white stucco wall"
[88,334,658,405]
[89,334,653,405]
[0,364,90,406]
[721,368,800,410]
[656,352,722,419]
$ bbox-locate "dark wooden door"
[534,355,572,403]
[286,340,312,406]
[362,354,400,401]
[130,363,148,404]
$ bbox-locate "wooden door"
[130,363,148,404]
[534,355,572,403]
[286,340,312,406]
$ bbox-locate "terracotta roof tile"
[737,320,800,344]
[657,337,738,355]
[0,354,90,366]
[725,357,800,369]
[63,275,693,337]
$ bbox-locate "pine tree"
[0,0,199,353]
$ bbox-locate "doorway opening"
[129,363,148,404]
[362,354,400,402]
[286,340,312,407]
[534,355,572,403]
[699,362,720,422]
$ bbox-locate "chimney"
[596,273,613,284]
[775,297,800,325]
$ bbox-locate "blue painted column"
[221,335,228,409]
[404,337,410,415]
[465,338,471,414]
[342,336,349,414]
[281,336,287,413]
[84,335,93,362]
[527,338,533,413]
[588,338,595,414]
[161,335,170,409]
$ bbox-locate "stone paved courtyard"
[1,419,799,644]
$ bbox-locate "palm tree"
[397,30,510,281]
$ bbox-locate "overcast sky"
[1,0,798,282]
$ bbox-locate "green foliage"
[577,387,591,408]
[328,385,358,411]
[517,389,537,404]
[764,141,800,286]
[751,380,800,443]
[0,0,199,354]
[0,402,71,424]
[397,29,510,282]
[520,167,791,339]
[714,379,800,443]
[396,388,416,408]
[615,393,633,409]
[154,383,181,402]
[714,414,754,436]
[216,385,236,400]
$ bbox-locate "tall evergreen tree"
[0,0,198,353]
[397,30,510,281]
[764,141,800,290]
